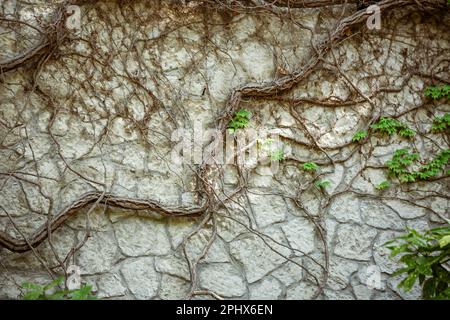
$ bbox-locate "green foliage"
[352,130,368,142]
[424,84,450,100]
[314,179,331,189]
[385,148,450,183]
[228,109,251,134]
[21,277,96,300]
[302,162,319,172]
[415,149,450,180]
[371,117,415,138]
[385,225,450,300]
[386,149,420,182]
[398,127,416,138]
[270,149,284,161]
[431,113,450,133]
[260,138,274,148]
[375,180,390,190]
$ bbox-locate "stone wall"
[0,0,449,300]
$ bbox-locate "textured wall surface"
[0,0,449,300]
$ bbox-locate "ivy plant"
[314,179,331,189]
[21,276,96,300]
[415,149,450,180]
[302,161,319,172]
[371,117,415,138]
[271,149,284,161]
[424,84,450,100]
[228,109,251,134]
[375,180,390,190]
[385,224,450,300]
[352,130,368,142]
[431,113,450,133]
[386,148,450,183]
[385,149,420,182]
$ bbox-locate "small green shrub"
[270,149,284,161]
[302,162,319,172]
[415,149,450,180]
[424,84,450,100]
[385,225,450,300]
[375,180,390,190]
[432,113,450,133]
[398,127,416,138]
[371,117,415,138]
[314,179,331,189]
[21,276,96,300]
[228,109,251,134]
[352,130,368,142]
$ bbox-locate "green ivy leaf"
[302,162,319,171]
[352,130,368,142]
[271,149,284,161]
[314,179,331,189]
[438,235,450,248]
[375,180,390,190]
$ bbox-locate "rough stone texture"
[199,263,246,298]
[76,231,119,274]
[334,225,378,261]
[249,277,283,300]
[286,282,317,300]
[96,273,127,299]
[155,255,190,281]
[248,193,287,228]
[271,258,304,286]
[352,284,375,300]
[0,0,448,301]
[281,218,315,255]
[329,194,361,223]
[230,234,286,284]
[159,274,190,300]
[360,200,405,230]
[113,217,171,257]
[327,257,360,290]
[121,258,159,300]
[373,231,404,275]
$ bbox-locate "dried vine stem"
[216,0,446,131]
[0,192,207,253]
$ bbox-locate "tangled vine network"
[0,0,449,300]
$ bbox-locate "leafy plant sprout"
[424,84,450,100]
[314,179,331,190]
[302,162,319,172]
[431,113,450,133]
[21,277,96,300]
[270,149,284,161]
[375,180,390,190]
[352,130,368,142]
[228,109,251,134]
